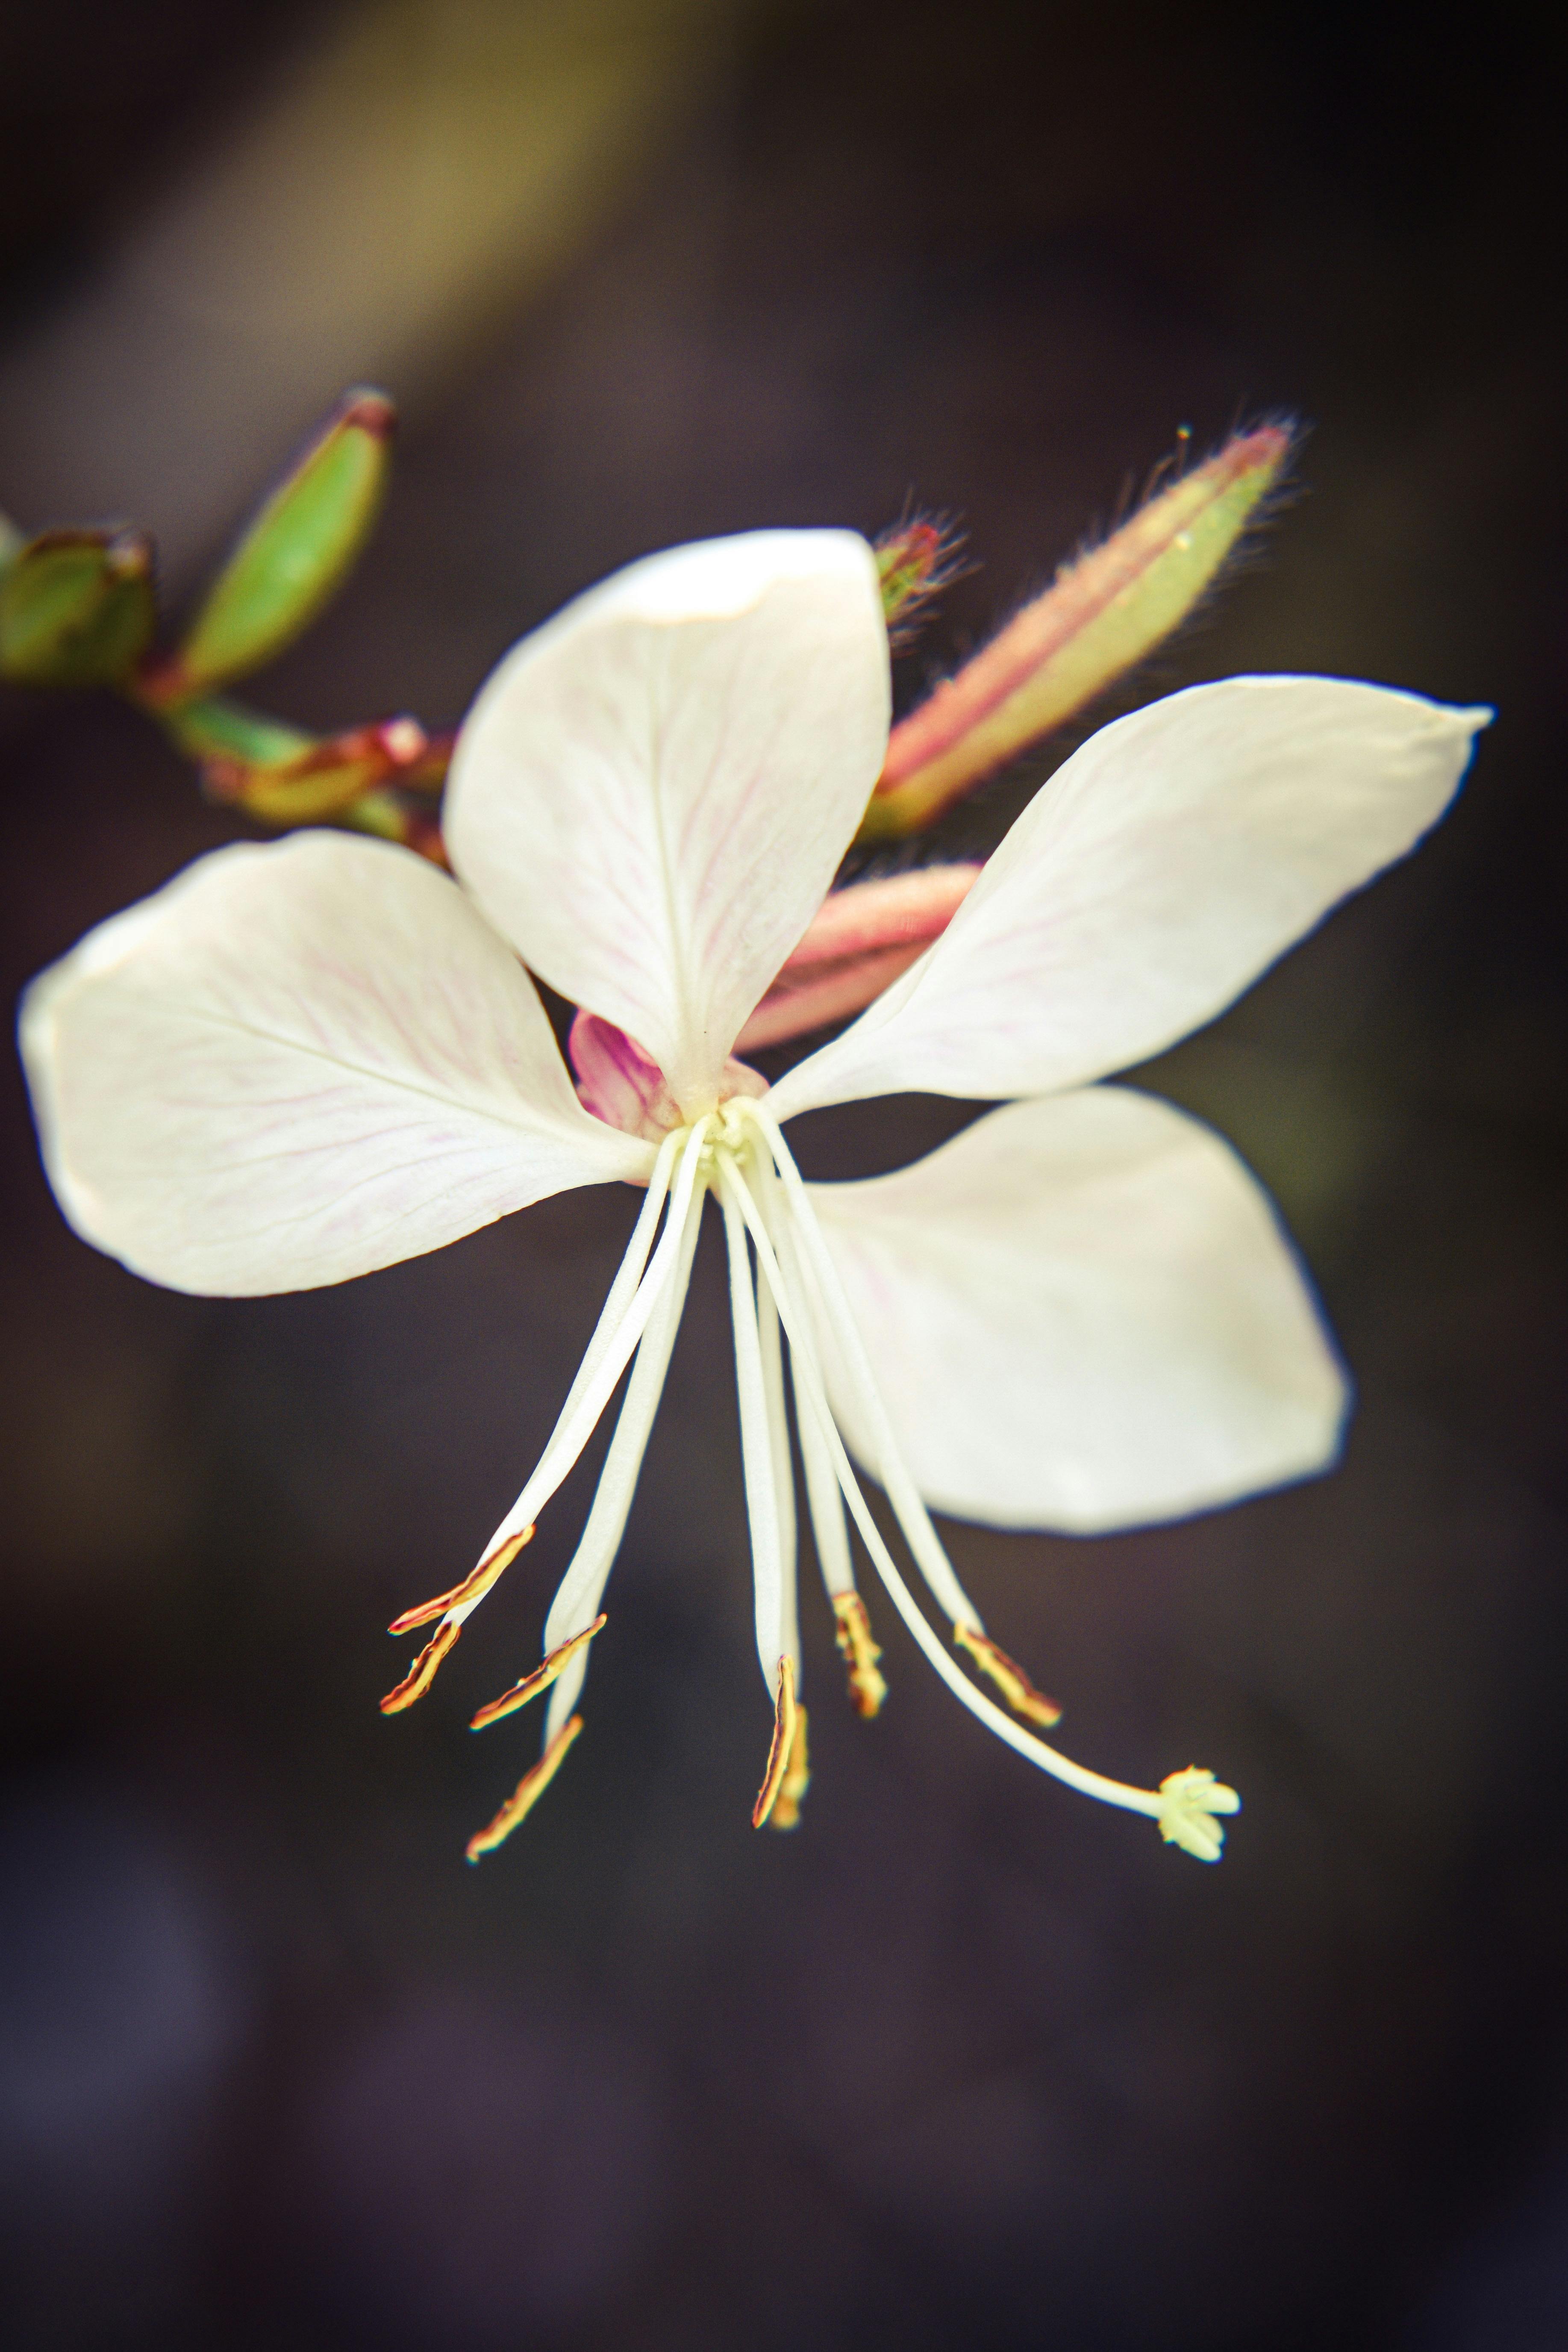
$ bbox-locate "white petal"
[444,530,891,1116]
[20,832,650,1296]
[807,1088,1347,1533]
[769,679,1488,1119]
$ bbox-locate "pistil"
[724,1099,1240,1849]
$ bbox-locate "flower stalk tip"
[874,515,962,646]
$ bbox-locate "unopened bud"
[861,424,1293,840]
[151,386,395,699]
[0,527,156,688]
[735,864,981,1052]
[162,695,451,838]
[874,515,960,646]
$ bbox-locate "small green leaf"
[170,386,395,696]
[0,528,156,688]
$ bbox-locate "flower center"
[569,1009,766,1143]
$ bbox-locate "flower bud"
[735,863,981,1051]
[874,516,959,646]
[861,424,1293,840]
[0,527,155,688]
[179,698,445,815]
[150,387,395,700]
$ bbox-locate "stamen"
[754,1172,799,1632]
[386,1525,534,1637]
[739,1100,984,1634]
[833,1591,888,1718]
[719,1123,1231,1846]
[379,1618,462,1714]
[720,1161,790,1693]
[469,1615,607,1730]
[769,1704,811,1831]
[753,1655,800,1828]
[464,1119,711,1595]
[540,1163,707,1746]
[766,1166,857,1610]
[953,1622,1062,1727]
[464,1715,584,1862]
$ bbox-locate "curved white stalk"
[551,1123,684,1432]
[540,1175,707,1741]
[755,1205,798,1590]
[752,1155,800,1672]
[740,1098,984,1634]
[719,1163,793,1696]
[716,1140,1165,1822]
[459,1120,711,1602]
[759,1153,853,1600]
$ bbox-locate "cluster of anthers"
[381,1092,1239,1864]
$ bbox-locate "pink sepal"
[736,864,981,1051]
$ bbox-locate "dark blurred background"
[2,3,1565,2346]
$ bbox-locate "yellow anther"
[386,1524,535,1637]
[465,1715,584,1862]
[832,1590,888,1718]
[469,1616,607,1730]
[769,1706,811,1831]
[953,1622,1062,1727]
[753,1655,801,1829]
[379,1617,462,1714]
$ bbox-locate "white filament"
[720,1167,794,1694]
[461,1095,1169,1825]
[740,1100,985,1635]
[761,1153,853,1600]
[454,1120,710,1619]
[718,1120,1164,1821]
[540,1164,707,1740]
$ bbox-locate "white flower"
[18,531,1488,1862]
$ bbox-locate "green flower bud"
[860,424,1293,840]
[874,517,959,645]
[0,527,156,689]
[158,387,395,699]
